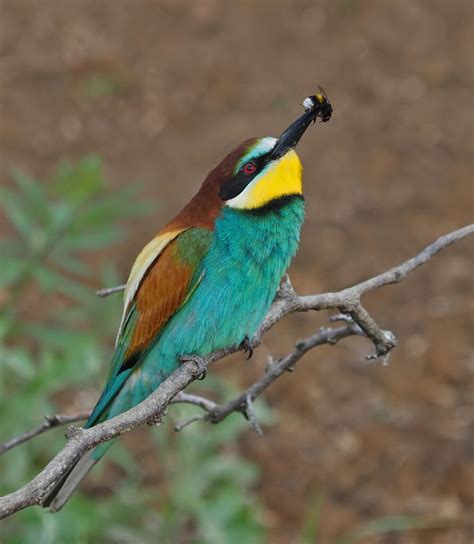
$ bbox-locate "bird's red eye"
[243,162,257,175]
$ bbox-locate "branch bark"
[0,224,472,519]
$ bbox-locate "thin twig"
[213,323,361,425]
[262,224,474,356]
[244,394,264,436]
[0,413,90,455]
[0,394,218,455]
[174,414,208,432]
[0,225,471,519]
[95,284,126,297]
[171,392,217,413]
[176,323,361,432]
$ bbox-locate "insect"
[303,86,333,123]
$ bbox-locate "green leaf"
[49,250,92,277]
[0,346,35,379]
[0,258,25,287]
[53,155,104,203]
[298,490,324,544]
[0,187,35,243]
[9,169,50,223]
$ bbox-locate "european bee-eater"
[44,91,333,511]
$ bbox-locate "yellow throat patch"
[227,150,303,210]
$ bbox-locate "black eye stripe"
[219,169,258,200]
[219,152,271,201]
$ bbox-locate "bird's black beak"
[270,89,333,161]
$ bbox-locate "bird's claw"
[180,354,208,380]
[241,335,254,360]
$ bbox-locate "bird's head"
[212,93,332,211]
[217,136,301,210]
[168,92,332,230]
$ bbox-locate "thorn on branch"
[265,356,276,374]
[243,394,263,436]
[277,273,296,300]
[266,356,285,376]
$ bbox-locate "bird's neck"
[215,195,305,264]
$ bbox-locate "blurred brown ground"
[0,1,473,542]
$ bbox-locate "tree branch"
[0,413,90,455]
[263,224,474,357]
[0,224,472,519]
[174,322,362,433]
[0,394,218,456]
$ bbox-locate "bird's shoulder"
[111,227,213,377]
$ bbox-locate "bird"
[44,90,333,511]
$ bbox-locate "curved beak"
[270,90,333,161]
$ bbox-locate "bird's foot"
[240,335,254,360]
[180,354,208,380]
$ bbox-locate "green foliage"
[298,490,324,544]
[0,157,266,543]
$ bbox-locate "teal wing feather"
[86,228,213,428]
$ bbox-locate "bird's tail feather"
[43,445,108,512]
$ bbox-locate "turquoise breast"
[108,195,305,415]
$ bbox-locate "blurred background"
[0,1,473,543]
